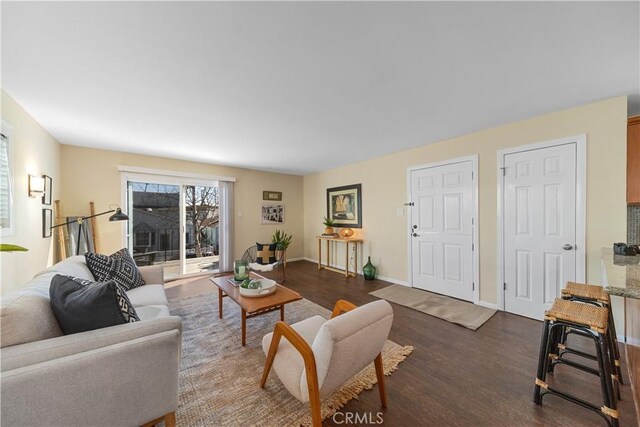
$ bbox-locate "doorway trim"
[496,134,587,311]
[406,154,480,304]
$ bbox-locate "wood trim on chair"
[141,412,176,427]
[261,321,323,427]
[331,299,357,318]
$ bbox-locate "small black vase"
[363,256,376,280]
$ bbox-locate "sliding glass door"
[126,178,220,280]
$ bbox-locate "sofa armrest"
[139,265,164,285]
[1,316,181,372]
[1,329,181,427]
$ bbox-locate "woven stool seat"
[561,282,610,303]
[545,299,608,333]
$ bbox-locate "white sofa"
[0,255,182,427]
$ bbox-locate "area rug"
[169,292,413,426]
[369,285,496,330]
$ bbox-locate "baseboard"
[285,257,305,262]
[299,257,410,287]
[476,300,499,310]
[376,275,410,287]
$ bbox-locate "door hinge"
[472,217,475,225]
[472,243,475,251]
[471,171,474,180]
[472,282,475,291]
[503,282,507,291]
[500,167,507,176]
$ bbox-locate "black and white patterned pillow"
[113,282,139,323]
[49,275,139,335]
[85,248,146,291]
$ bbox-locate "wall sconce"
[28,175,45,198]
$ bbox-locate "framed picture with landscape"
[327,184,362,228]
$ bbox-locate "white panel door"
[503,143,576,319]
[410,161,474,301]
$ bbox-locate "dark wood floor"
[166,261,638,426]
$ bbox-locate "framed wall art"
[42,208,52,238]
[261,204,284,224]
[327,184,362,228]
[262,191,282,201]
[42,175,52,205]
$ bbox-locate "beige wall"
[1,90,62,294]
[303,97,628,306]
[60,146,303,262]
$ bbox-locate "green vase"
[363,256,376,280]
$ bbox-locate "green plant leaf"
[0,244,29,252]
[272,229,292,250]
[323,217,335,227]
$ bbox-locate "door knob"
[563,244,573,250]
[412,232,420,237]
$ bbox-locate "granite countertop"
[601,247,640,299]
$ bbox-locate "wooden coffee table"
[209,272,302,346]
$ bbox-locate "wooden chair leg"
[261,327,283,388]
[305,361,322,427]
[309,390,322,427]
[164,412,176,427]
[374,352,387,407]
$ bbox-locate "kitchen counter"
[601,247,640,299]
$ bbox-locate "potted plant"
[272,229,292,264]
[323,217,336,235]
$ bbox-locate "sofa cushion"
[126,284,169,307]
[34,255,95,281]
[50,275,140,335]
[0,286,62,347]
[135,305,171,321]
[85,248,146,291]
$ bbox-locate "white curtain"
[219,180,234,272]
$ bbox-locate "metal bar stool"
[559,282,623,389]
[534,298,619,427]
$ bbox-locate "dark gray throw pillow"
[49,274,140,335]
[85,248,146,291]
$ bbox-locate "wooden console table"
[317,236,363,278]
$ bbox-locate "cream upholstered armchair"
[260,300,394,427]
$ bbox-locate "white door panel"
[411,161,475,302]
[503,143,576,319]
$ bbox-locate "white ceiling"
[2,2,639,175]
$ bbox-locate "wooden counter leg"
[218,288,223,319]
[327,240,330,267]
[242,309,247,346]
[355,242,358,278]
[345,241,349,278]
